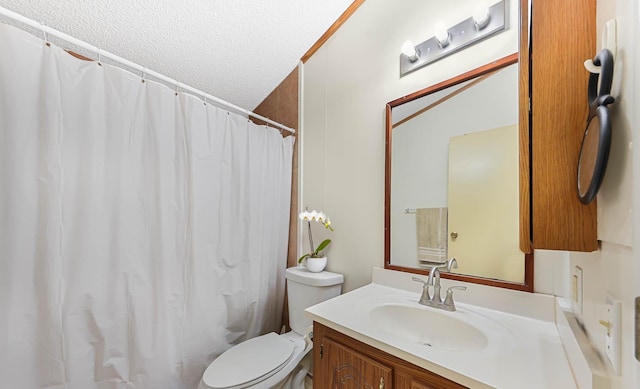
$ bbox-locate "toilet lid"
[202,332,296,389]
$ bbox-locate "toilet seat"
[201,332,297,389]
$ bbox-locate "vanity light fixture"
[401,41,419,62]
[399,0,506,77]
[435,28,451,48]
[473,6,491,30]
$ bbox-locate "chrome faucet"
[443,257,459,272]
[427,267,443,304]
[411,258,466,311]
[427,257,458,303]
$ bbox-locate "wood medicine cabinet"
[519,0,598,252]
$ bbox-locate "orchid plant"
[298,209,334,263]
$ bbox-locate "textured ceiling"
[0,0,353,110]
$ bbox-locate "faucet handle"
[411,277,431,305]
[411,276,427,285]
[442,286,467,311]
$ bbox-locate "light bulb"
[435,29,450,48]
[473,6,491,30]
[401,41,419,62]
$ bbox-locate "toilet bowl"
[198,267,343,389]
[197,331,309,389]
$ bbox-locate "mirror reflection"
[386,55,526,284]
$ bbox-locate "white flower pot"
[306,256,327,273]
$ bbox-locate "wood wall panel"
[254,67,299,268]
[253,67,299,330]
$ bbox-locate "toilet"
[198,267,344,389]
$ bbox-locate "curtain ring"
[175,81,180,96]
[141,67,146,83]
[203,95,207,106]
[97,48,102,66]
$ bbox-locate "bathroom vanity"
[313,322,464,388]
[306,268,582,388]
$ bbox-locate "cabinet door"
[519,0,598,252]
[395,370,467,389]
[321,337,393,388]
[410,382,436,389]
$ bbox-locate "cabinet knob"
[379,377,384,389]
[450,231,458,239]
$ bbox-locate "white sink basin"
[368,303,509,352]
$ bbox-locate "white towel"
[415,207,448,265]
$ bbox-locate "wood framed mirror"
[384,53,533,292]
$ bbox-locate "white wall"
[300,0,518,293]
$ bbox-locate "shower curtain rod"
[0,6,296,135]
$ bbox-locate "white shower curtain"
[0,24,294,388]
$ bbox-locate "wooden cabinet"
[519,0,598,252]
[313,322,466,389]
[322,337,392,388]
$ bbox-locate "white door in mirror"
[448,125,523,283]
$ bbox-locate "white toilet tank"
[285,267,343,335]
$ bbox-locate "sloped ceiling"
[0,0,353,110]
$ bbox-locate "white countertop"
[305,269,577,388]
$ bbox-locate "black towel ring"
[577,49,615,204]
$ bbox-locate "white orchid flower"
[299,210,333,230]
[298,208,334,263]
